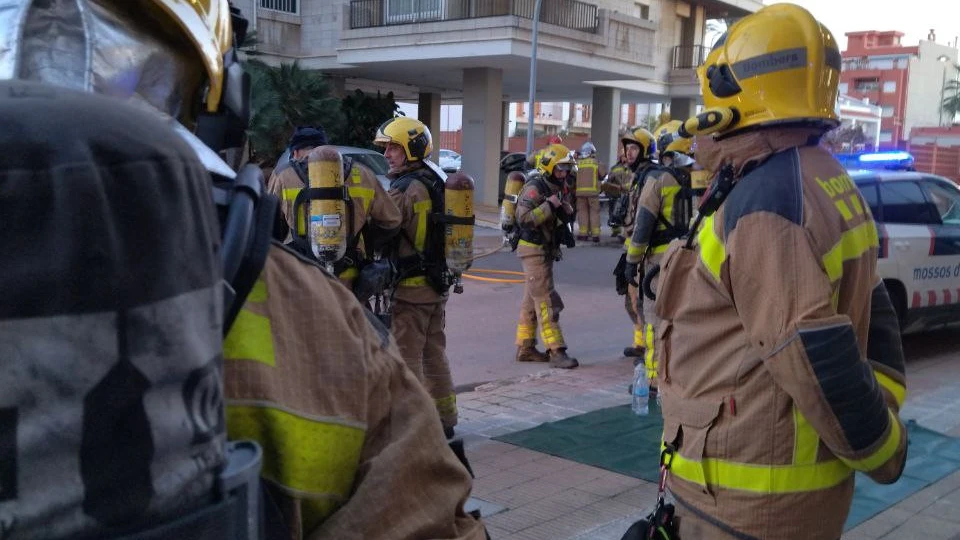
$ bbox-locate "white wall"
[904,41,959,138]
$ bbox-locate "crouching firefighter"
[376,117,476,438]
[622,122,696,393]
[513,144,580,369]
[271,127,401,311]
[648,5,908,538]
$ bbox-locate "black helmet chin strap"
[214,165,278,335]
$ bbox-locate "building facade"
[840,30,959,150]
[237,0,760,208]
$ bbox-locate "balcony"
[349,0,599,33]
[672,44,710,69]
[337,2,656,102]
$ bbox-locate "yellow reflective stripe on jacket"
[660,185,681,227]
[532,207,546,225]
[838,409,903,473]
[874,369,906,408]
[697,215,725,281]
[348,186,374,213]
[626,241,645,259]
[282,188,301,202]
[578,159,599,193]
[667,448,853,494]
[822,220,879,282]
[793,407,819,465]
[224,280,275,366]
[338,266,359,280]
[651,244,669,254]
[399,275,428,287]
[226,403,365,524]
[413,199,432,252]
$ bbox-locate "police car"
[850,165,960,332]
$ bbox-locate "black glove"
[624,262,639,288]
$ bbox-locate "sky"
[761,0,960,51]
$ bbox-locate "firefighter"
[513,144,580,369]
[622,123,696,391]
[267,126,401,290]
[611,127,658,360]
[601,150,631,240]
[0,2,486,539]
[375,117,460,437]
[655,5,907,538]
[574,142,605,243]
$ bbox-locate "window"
[634,2,650,19]
[878,181,940,225]
[881,105,894,118]
[857,181,881,219]
[879,131,893,142]
[855,78,879,91]
[385,0,442,23]
[259,0,297,14]
[921,178,960,226]
[883,81,897,93]
[347,153,388,176]
[839,82,849,94]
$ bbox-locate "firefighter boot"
[623,347,645,358]
[548,348,579,369]
[516,340,549,362]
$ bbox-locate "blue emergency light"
[854,151,915,170]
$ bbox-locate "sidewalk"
[458,357,960,540]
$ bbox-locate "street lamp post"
[526,0,544,157]
[938,55,950,126]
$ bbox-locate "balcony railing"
[259,0,298,14]
[672,44,710,69]
[349,0,599,33]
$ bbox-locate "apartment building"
[840,30,959,150]
[236,0,761,208]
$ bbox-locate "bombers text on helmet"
[621,127,656,161]
[537,143,574,176]
[374,117,433,162]
[697,3,841,136]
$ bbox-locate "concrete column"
[462,67,503,209]
[591,86,621,169]
[502,101,511,152]
[670,97,697,122]
[418,92,442,163]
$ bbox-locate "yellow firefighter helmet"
[537,144,574,176]
[697,3,841,135]
[373,117,433,162]
[148,0,234,114]
[621,127,656,160]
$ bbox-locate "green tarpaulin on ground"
[494,404,960,530]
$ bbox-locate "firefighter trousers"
[516,253,566,351]
[626,282,646,351]
[641,254,662,384]
[392,299,457,429]
[575,196,601,238]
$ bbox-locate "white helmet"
[578,142,597,159]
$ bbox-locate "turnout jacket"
[654,128,907,540]
[625,168,686,263]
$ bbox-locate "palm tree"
[245,60,345,164]
[942,64,960,124]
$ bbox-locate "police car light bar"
[858,151,912,163]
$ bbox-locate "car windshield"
[347,152,389,176]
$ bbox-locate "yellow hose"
[462,268,526,284]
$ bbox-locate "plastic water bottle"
[632,364,649,416]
